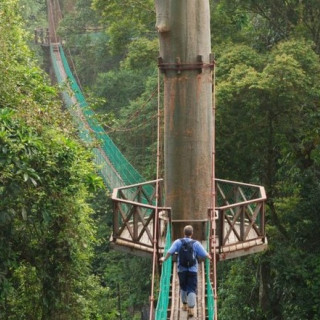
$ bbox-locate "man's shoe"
[182,303,188,311]
[188,307,195,317]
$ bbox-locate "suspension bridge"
[39,1,268,319]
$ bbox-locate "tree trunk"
[259,260,271,314]
[155,0,213,239]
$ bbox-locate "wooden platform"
[111,212,168,257]
[216,220,267,260]
[111,216,267,259]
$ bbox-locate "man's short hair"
[184,225,193,236]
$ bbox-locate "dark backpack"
[178,239,196,267]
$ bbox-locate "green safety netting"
[50,43,153,193]
[51,43,202,317]
[206,221,215,319]
[155,224,172,320]
[155,223,215,319]
[50,45,93,144]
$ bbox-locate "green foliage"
[265,173,320,319]
[210,1,255,48]
[0,1,109,318]
[89,190,153,320]
[101,250,152,319]
[121,37,158,70]
[215,0,320,52]
[92,0,156,55]
[218,257,266,320]
[58,0,113,87]
[14,0,320,319]
[0,108,102,319]
[216,39,320,183]
[216,38,320,320]
[93,68,149,115]
[18,0,47,31]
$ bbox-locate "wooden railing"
[112,179,171,253]
[214,179,267,259]
[112,178,267,258]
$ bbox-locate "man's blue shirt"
[168,237,208,273]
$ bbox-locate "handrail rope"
[50,45,126,189]
[205,222,214,319]
[66,79,160,135]
[112,86,159,130]
[149,67,162,320]
[66,47,84,93]
[154,225,172,320]
[104,112,158,134]
[211,57,218,320]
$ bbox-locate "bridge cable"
[66,47,84,93]
[109,87,159,132]
[149,68,163,320]
[211,56,218,320]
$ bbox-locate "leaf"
[42,210,51,224]
[21,207,27,221]
[30,177,37,187]
[23,173,29,182]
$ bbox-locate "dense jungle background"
[1,0,320,319]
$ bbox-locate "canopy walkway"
[46,33,267,320]
[49,42,148,191]
[43,1,267,318]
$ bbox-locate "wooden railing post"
[240,205,245,241]
[261,201,265,239]
[219,210,224,248]
[113,200,119,240]
[133,205,138,241]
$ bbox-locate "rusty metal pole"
[155,0,213,239]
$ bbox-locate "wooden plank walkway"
[170,262,206,320]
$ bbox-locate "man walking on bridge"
[160,225,212,317]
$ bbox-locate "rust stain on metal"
[168,78,176,131]
[196,73,203,99]
[177,76,188,119]
[184,128,193,136]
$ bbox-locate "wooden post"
[113,201,119,240]
[155,0,213,239]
